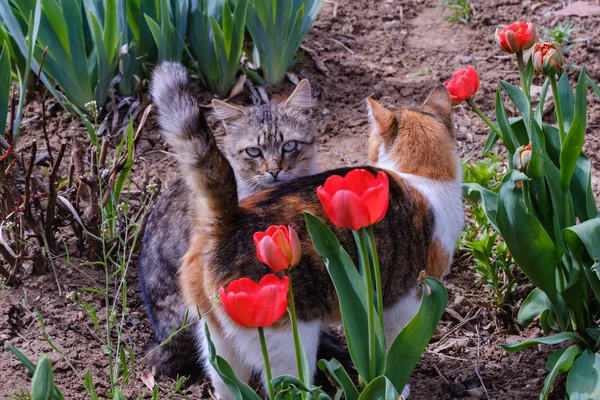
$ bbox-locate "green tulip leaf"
[500,332,588,353]
[541,345,581,400]
[564,218,600,303]
[546,348,568,371]
[358,376,399,400]
[570,155,599,221]
[517,288,553,328]
[588,74,600,101]
[84,371,99,400]
[500,80,531,135]
[559,66,587,192]
[541,124,560,167]
[113,390,127,400]
[271,374,330,399]
[557,72,575,132]
[204,324,261,400]
[482,130,500,155]
[31,356,54,400]
[509,118,530,152]
[567,349,600,399]
[318,359,359,400]
[5,343,64,399]
[385,277,447,394]
[496,171,562,313]
[304,212,385,383]
[494,88,516,155]
[534,78,550,128]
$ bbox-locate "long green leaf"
[5,343,64,399]
[540,345,580,400]
[496,171,559,303]
[317,359,358,400]
[384,277,447,394]
[31,356,54,400]
[559,66,587,192]
[0,44,10,133]
[144,14,165,61]
[588,74,600,101]
[0,0,61,108]
[204,324,261,400]
[358,376,399,400]
[500,79,531,135]
[14,0,41,141]
[564,218,600,303]
[570,155,599,221]
[517,288,553,327]
[557,72,575,132]
[500,332,589,353]
[304,212,385,383]
[246,0,323,84]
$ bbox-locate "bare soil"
[2,0,600,399]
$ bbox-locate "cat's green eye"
[282,140,298,153]
[245,147,262,157]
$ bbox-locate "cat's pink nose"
[269,169,281,178]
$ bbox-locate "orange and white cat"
[151,63,463,399]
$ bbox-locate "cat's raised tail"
[150,62,238,220]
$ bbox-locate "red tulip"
[317,169,389,231]
[253,225,302,272]
[495,21,537,54]
[532,42,564,76]
[219,274,289,328]
[443,66,480,106]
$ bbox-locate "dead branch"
[44,141,67,249]
[72,138,102,260]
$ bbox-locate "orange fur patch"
[392,110,457,182]
[179,232,212,314]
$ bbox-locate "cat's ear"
[284,79,314,109]
[421,85,451,120]
[211,99,248,123]
[366,98,395,135]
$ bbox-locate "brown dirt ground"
[2,0,600,399]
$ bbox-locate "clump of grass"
[437,0,472,24]
[460,151,519,311]
[544,21,586,53]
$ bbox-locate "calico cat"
[139,62,321,379]
[155,72,463,398]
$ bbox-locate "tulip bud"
[495,21,537,54]
[517,144,532,172]
[254,225,302,272]
[532,43,564,76]
[443,66,480,106]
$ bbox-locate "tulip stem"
[466,98,503,138]
[356,228,377,381]
[366,227,385,330]
[258,327,275,400]
[516,51,530,102]
[284,270,306,388]
[549,74,566,145]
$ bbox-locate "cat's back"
[139,178,192,331]
[207,167,435,321]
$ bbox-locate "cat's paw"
[401,383,410,399]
